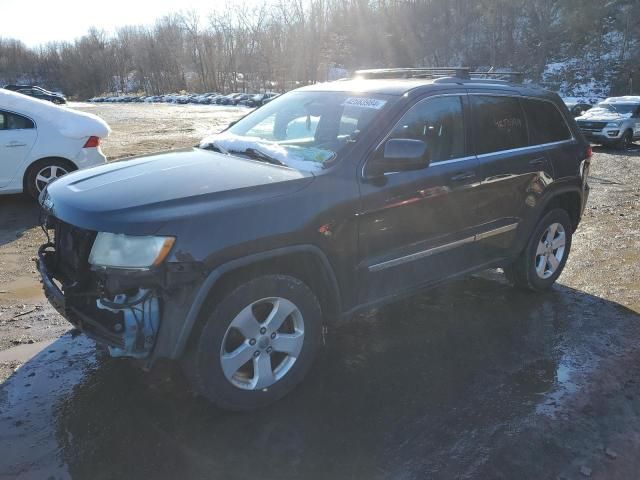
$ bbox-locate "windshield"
[200,90,391,172]
[596,103,638,115]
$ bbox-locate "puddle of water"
[0,277,43,303]
[0,276,637,479]
[0,335,97,479]
[535,355,583,417]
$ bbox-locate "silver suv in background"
[576,96,640,149]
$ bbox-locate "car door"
[469,93,557,261]
[0,110,38,188]
[357,93,483,304]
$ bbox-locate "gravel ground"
[0,103,639,479]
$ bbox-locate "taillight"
[83,136,100,148]
[585,145,592,159]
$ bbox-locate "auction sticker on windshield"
[342,97,387,109]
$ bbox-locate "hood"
[576,107,630,122]
[42,148,314,235]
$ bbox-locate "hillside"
[1,0,638,100]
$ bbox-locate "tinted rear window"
[0,111,34,130]
[522,99,571,144]
[471,95,528,155]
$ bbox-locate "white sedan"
[0,89,110,198]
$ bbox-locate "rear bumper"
[73,146,107,170]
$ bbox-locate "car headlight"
[606,122,621,127]
[89,233,175,269]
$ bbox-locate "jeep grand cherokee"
[37,68,591,410]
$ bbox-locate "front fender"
[157,244,340,361]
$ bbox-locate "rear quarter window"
[522,99,572,144]
[0,111,35,130]
[471,95,528,155]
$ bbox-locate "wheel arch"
[510,185,583,260]
[172,245,341,359]
[23,156,78,192]
[540,188,583,232]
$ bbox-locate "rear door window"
[470,95,528,155]
[522,99,571,144]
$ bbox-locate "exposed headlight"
[89,233,175,269]
[606,122,622,127]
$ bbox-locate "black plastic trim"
[171,244,341,358]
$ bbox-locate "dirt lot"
[0,103,639,479]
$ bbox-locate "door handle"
[450,171,476,182]
[528,157,546,166]
[5,142,27,148]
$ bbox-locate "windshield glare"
[201,91,391,172]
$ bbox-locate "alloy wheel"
[220,297,305,390]
[35,165,68,193]
[534,222,566,279]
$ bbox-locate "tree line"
[1,0,638,99]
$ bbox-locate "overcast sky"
[0,0,245,47]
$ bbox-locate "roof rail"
[354,67,471,80]
[469,71,524,83]
[353,67,524,84]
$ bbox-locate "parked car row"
[89,92,279,107]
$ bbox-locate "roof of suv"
[299,78,554,101]
[297,67,551,98]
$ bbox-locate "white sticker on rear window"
[342,97,387,110]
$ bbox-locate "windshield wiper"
[201,140,286,167]
[200,141,229,154]
[242,148,287,167]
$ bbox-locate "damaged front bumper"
[37,219,205,363]
[38,242,161,359]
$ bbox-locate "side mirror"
[366,138,430,178]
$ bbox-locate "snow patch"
[0,89,110,139]
[200,133,325,172]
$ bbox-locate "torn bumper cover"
[38,242,161,359]
[36,217,204,362]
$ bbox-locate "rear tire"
[504,209,573,291]
[24,158,75,199]
[184,274,322,411]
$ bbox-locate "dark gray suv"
[37,68,591,410]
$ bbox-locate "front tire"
[616,129,633,150]
[504,209,573,291]
[185,275,322,411]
